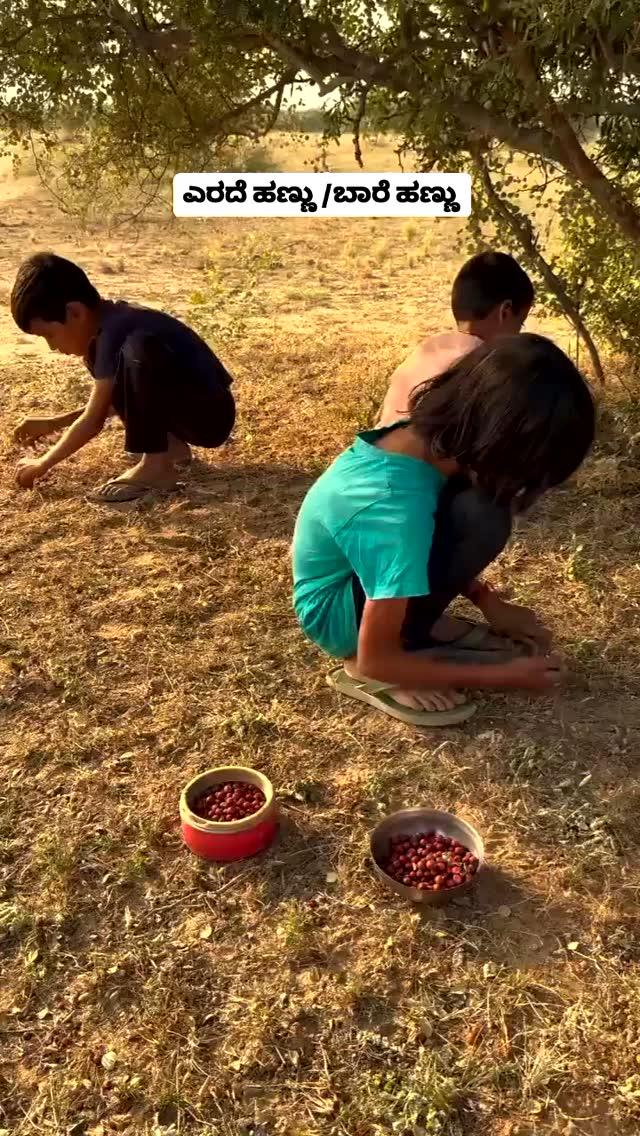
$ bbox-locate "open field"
[2,135,640,1136]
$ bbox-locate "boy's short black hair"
[409,333,594,505]
[11,252,100,332]
[451,251,534,321]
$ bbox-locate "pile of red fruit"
[193,781,266,823]
[380,831,479,891]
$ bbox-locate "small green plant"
[347,1050,466,1134]
[119,848,150,882]
[0,900,35,939]
[189,234,284,347]
[34,831,77,886]
[276,900,314,954]
[564,536,598,588]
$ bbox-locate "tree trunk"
[474,154,605,384]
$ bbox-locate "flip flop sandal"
[86,480,182,504]
[419,619,531,664]
[327,668,478,727]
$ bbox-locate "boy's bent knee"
[449,487,512,556]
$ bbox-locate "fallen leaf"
[325,872,338,884]
[200,925,213,940]
[464,1022,485,1048]
[37,1007,50,1019]
[567,941,580,952]
[124,906,132,929]
[101,1050,118,1071]
[483,962,498,979]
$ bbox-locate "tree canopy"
[2,1,640,370]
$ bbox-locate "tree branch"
[215,70,296,132]
[596,30,640,78]
[444,98,565,163]
[103,0,193,61]
[352,86,369,168]
[1,12,93,52]
[474,150,604,383]
[100,0,196,128]
[560,101,640,119]
[229,21,569,165]
[498,18,640,241]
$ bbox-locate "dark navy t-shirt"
[86,300,232,389]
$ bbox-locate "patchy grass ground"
[1,136,640,1136]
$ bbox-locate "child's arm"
[16,379,115,488]
[357,596,563,692]
[14,409,86,444]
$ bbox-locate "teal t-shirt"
[292,424,447,658]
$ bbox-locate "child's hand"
[479,593,552,652]
[14,417,52,444]
[497,654,564,691]
[16,457,46,489]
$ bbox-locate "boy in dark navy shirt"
[11,252,235,502]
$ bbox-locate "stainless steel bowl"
[370,808,485,905]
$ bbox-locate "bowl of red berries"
[370,808,484,905]
[180,766,277,861]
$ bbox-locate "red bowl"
[180,766,278,862]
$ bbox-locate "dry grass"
[1,136,640,1136]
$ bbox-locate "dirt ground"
[1,136,640,1136]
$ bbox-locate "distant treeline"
[281,107,384,134]
[282,106,599,141]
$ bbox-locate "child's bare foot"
[112,454,178,490]
[167,435,192,467]
[389,687,467,712]
[125,437,192,469]
[344,661,466,713]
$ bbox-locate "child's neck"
[455,319,491,340]
[377,425,459,477]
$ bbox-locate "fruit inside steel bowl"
[379,829,479,892]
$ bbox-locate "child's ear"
[498,299,514,323]
[65,300,86,324]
